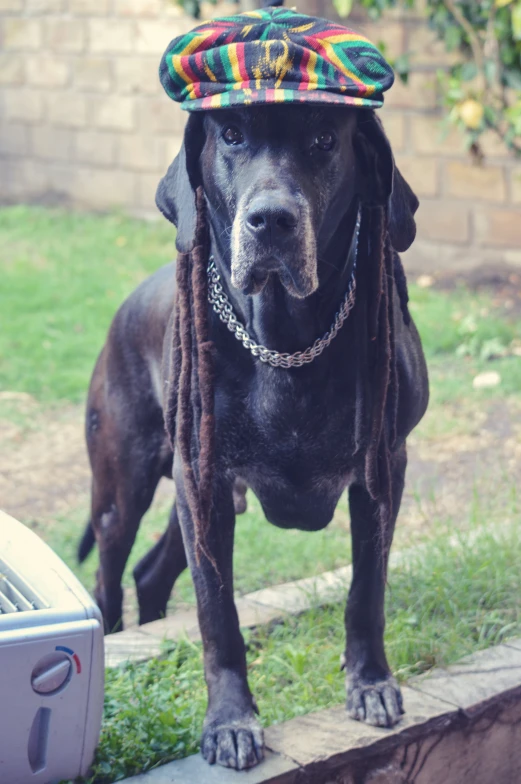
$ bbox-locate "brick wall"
[1,0,520,271]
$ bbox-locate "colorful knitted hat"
[159,6,394,112]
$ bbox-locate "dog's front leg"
[174,465,264,770]
[344,444,407,728]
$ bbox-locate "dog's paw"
[346,675,404,728]
[201,716,264,770]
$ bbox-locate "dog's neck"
[208,202,360,355]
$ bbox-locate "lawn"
[1,206,520,782]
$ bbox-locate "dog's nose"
[246,196,299,241]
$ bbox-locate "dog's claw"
[201,719,264,770]
[346,676,404,728]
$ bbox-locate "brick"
[2,19,42,50]
[0,158,48,199]
[31,126,73,161]
[511,168,521,204]
[405,22,458,66]
[135,20,174,54]
[163,134,183,166]
[115,0,161,15]
[74,130,117,165]
[410,113,464,156]
[71,166,137,208]
[415,200,470,243]
[395,155,438,197]
[479,130,511,159]
[475,208,521,247]
[445,161,506,202]
[381,112,405,152]
[0,53,24,85]
[47,92,88,128]
[385,72,438,110]
[27,55,69,88]
[138,96,186,134]
[137,172,160,211]
[74,57,112,92]
[45,19,86,53]
[70,0,109,12]
[3,89,44,123]
[199,0,238,17]
[358,21,405,59]
[0,0,23,11]
[26,0,65,11]
[92,95,136,131]
[117,134,164,170]
[0,122,30,156]
[89,20,134,54]
[114,57,160,94]
[45,163,75,201]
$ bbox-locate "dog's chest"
[217,360,358,482]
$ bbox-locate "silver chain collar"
[207,211,361,369]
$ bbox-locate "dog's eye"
[223,126,244,146]
[314,131,336,151]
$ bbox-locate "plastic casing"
[0,511,104,784]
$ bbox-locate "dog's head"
[157,105,418,298]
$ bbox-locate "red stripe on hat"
[181,56,202,98]
[236,43,249,82]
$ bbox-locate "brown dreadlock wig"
[157,112,418,569]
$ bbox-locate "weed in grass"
[73,526,521,783]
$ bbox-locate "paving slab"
[247,566,351,613]
[408,642,521,712]
[104,631,163,668]
[119,750,296,784]
[264,685,454,767]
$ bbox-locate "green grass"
[80,524,521,783]
[0,206,173,401]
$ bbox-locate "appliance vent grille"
[0,559,47,613]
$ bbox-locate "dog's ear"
[355,112,419,252]
[156,113,205,253]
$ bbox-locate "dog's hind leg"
[87,380,168,633]
[344,443,407,729]
[133,501,188,625]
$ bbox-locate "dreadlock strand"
[164,288,182,450]
[385,236,399,451]
[393,250,411,326]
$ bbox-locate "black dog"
[81,104,428,770]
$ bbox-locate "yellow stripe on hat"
[307,49,318,90]
[288,22,314,33]
[241,24,253,37]
[274,40,292,88]
[323,32,371,44]
[227,43,243,85]
[180,30,216,57]
[241,10,263,17]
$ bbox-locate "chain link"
[207,211,361,369]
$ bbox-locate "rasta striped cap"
[159,6,394,112]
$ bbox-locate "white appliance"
[0,511,104,784]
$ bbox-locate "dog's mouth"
[232,254,318,299]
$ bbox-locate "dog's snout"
[246,196,299,241]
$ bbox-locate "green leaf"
[512,2,521,40]
[496,0,513,7]
[460,62,478,82]
[333,0,353,18]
